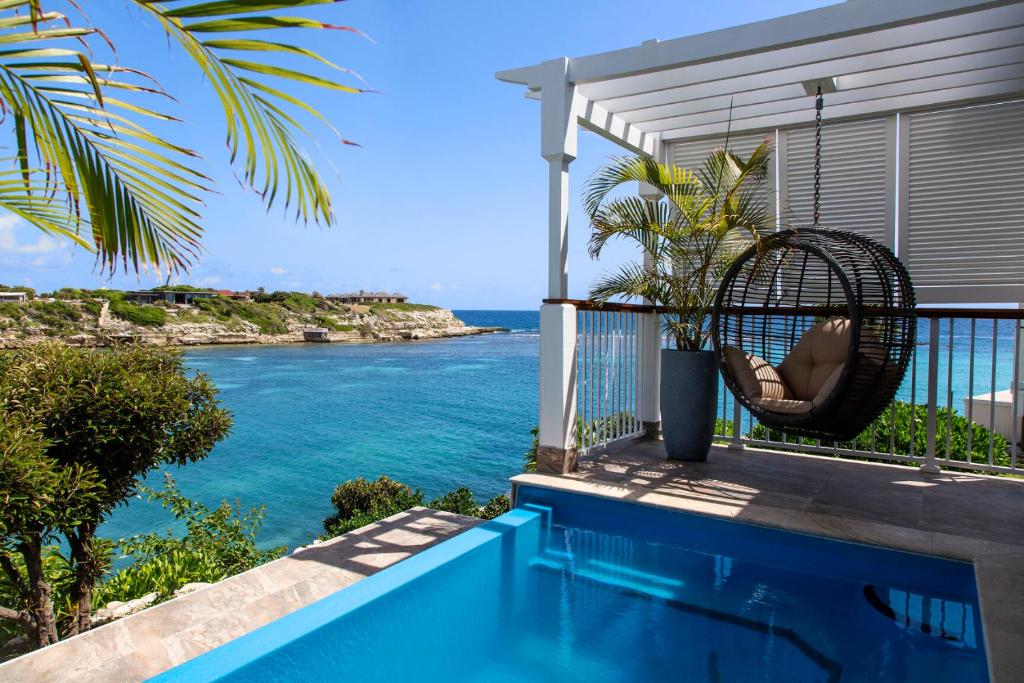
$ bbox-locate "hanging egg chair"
[711,227,915,441]
[711,83,916,441]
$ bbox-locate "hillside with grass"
[0,288,499,348]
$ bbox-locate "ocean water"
[101,310,1018,551]
[101,311,541,551]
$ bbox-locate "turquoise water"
[102,311,1018,551]
[101,311,540,551]
[155,487,987,682]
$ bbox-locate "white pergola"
[497,0,1024,470]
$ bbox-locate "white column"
[637,182,662,437]
[538,303,578,473]
[546,157,570,298]
[536,58,579,473]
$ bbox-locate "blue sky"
[0,0,834,309]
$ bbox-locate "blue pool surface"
[151,488,988,682]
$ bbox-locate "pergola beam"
[659,78,1024,139]
[563,0,1019,86]
[611,40,1024,125]
[645,65,1024,135]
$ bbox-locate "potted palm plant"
[583,141,773,461]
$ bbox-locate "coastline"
[0,297,508,349]
[0,325,508,350]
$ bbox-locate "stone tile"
[974,553,1024,682]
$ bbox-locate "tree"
[0,342,231,643]
[583,142,773,351]
[0,419,100,648]
[0,1,367,274]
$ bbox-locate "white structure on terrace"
[498,0,1024,473]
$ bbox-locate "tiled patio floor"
[512,439,1024,682]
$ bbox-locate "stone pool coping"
[512,440,1024,683]
[0,507,481,682]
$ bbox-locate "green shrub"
[480,494,512,519]
[81,300,103,317]
[109,300,167,326]
[27,301,81,330]
[428,487,480,517]
[749,400,1012,467]
[313,316,350,331]
[323,476,423,536]
[322,476,512,538]
[194,298,288,334]
[523,426,539,473]
[95,475,284,606]
[0,302,25,320]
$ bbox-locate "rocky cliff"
[0,295,502,348]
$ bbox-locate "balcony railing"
[546,300,1024,475]
[570,301,649,453]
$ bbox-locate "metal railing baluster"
[923,318,940,473]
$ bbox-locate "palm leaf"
[0,2,209,272]
[131,0,369,226]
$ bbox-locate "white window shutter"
[781,117,894,247]
[903,100,1024,304]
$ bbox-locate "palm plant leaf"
[582,138,775,351]
[131,0,370,226]
[0,2,209,272]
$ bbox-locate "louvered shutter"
[669,132,775,227]
[781,118,893,245]
[903,100,1024,303]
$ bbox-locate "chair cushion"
[811,363,846,407]
[778,318,852,401]
[753,397,813,415]
[723,346,792,400]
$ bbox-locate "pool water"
[152,488,987,682]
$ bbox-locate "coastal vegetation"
[0,1,364,273]
[108,300,168,328]
[0,287,474,345]
[715,400,1015,467]
[323,476,511,537]
[94,476,284,608]
[0,343,231,649]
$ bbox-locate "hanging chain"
[813,85,823,226]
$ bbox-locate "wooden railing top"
[543,299,1024,320]
[543,298,658,313]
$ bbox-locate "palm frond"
[131,0,370,226]
[582,156,699,219]
[0,2,210,272]
[588,262,667,306]
[582,133,776,350]
[588,196,674,259]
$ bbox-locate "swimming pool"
[151,486,988,682]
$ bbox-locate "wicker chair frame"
[711,228,916,441]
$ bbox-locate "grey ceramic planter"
[660,349,718,462]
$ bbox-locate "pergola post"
[537,58,579,474]
[638,182,663,439]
